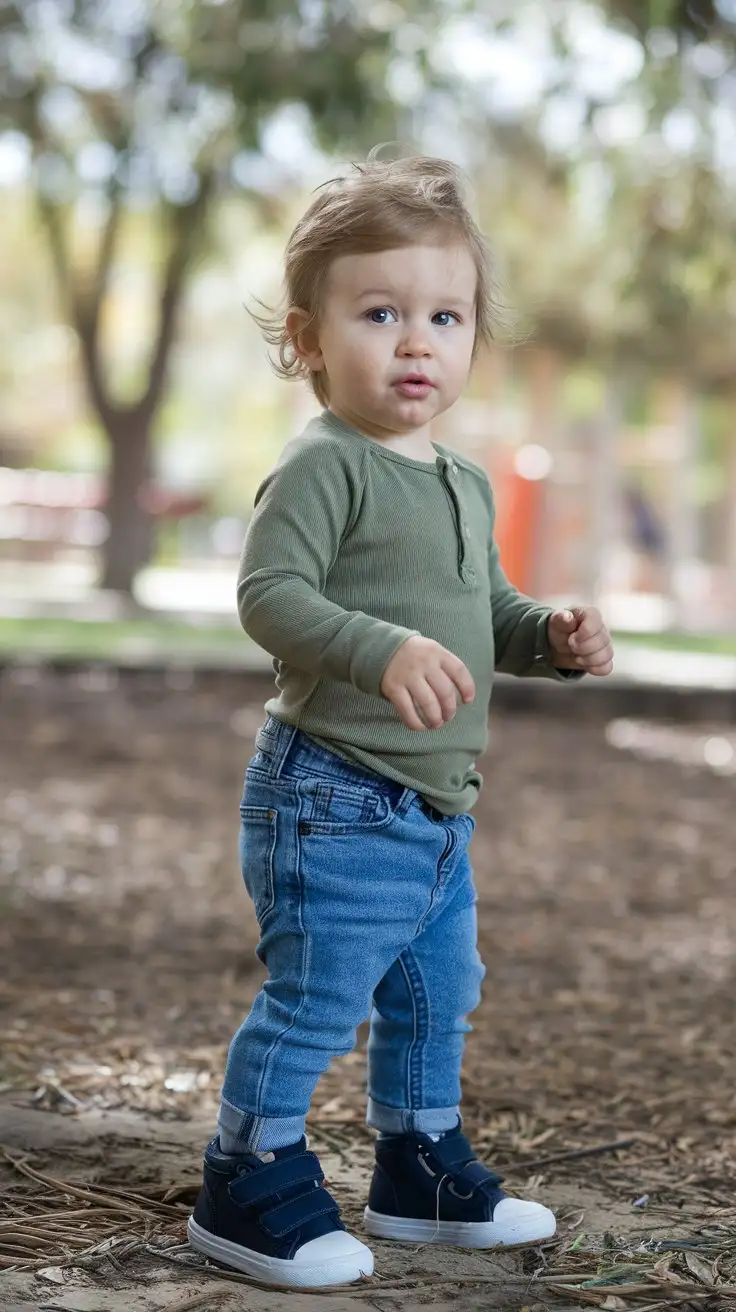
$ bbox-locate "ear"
[286,308,325,373]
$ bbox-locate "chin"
[395,401,440,427]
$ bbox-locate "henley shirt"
[238,409,576,816]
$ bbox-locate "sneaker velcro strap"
[429,1133,477,1170]
[259,1185,340,1238]
[451,1160,503,1193]
[228,1153,323,1209]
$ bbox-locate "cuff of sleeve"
[352,625,421,697]
[530,610,585,682]
[495,607,575,679]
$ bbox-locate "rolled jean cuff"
[366,1097,460,1136]
[218,1097,305,1153]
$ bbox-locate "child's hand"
[381,635,476,731]
[547,607,614,676]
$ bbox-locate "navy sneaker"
[188,1135,373,1287]
[364,1123,556,1248]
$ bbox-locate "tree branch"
[137,169,216,426]
[37,197,111,428]
[35,192,76,325]
[28,74,116,428]
[80,179,125,353]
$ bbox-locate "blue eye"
[433,311,460,326]
[366,307,397,324]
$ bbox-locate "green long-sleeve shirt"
[238,409,577,816]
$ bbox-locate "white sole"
[187,1217,373,1288]
[363,1207,557,1249]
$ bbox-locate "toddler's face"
[307,241,477,440]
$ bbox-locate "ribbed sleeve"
[237,437,420,697]
[488,541,581,682]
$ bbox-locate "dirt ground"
[1,664,735,1312]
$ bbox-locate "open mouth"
[394,375,435,398]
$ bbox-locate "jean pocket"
[298,779,396,835]
[239,805,278,920]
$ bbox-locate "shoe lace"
[411,1133,504,1246]
[427,1172,451,1245]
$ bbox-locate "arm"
[489,539,580,680]
[237,439,419,695]
[480,468,584,682]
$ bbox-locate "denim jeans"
[219,715,484,1153]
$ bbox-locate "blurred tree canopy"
[606,0,733,43]
[462,1,736,389]
[599,0,736,380]
[0,0,438,591]
[1,0,735,590]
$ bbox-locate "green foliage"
[0,0,437,588]
[0,0,431,206]
[605,0,733,42]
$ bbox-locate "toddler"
[188,155,614,1288]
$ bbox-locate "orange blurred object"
[492,451,546,595]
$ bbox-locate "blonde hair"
[254,153,503,406]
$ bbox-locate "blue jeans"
[219,715,484,1153]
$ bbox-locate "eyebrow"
[354,289,397,301]
[354,289,473,308]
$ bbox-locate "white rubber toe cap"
[493,1197,557,1236]
[294,1230,374,1272]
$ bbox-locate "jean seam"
[254,801,309,1117]
[399,947,429,1111]
[414,863,443,939]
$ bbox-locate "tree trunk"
[100,414,155,594]
[36,172,215,598]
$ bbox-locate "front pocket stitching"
[298,795,395,836]
[307,780,388,831]
[240,806,278,919]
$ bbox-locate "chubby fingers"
[569,629,609,657]
[573,636,614,675]
[567,607,614,675]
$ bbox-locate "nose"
[397,321,432,358]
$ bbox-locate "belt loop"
[394,786,416,817]
[268,719,300,779]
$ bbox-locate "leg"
[194,722,477,1286]
[367,843,484,1134]
[363,835,556,1248]
[219,766,455,1153]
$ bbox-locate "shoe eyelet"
[448,1181,473,1199]
[417,1152,436,1177]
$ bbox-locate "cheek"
[445,333,475,378]
[328,333,385,389]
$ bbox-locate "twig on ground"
[162,1292,237,1311]
[505,1138,638,1173]
[0,1148,184,1220]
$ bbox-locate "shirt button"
[464,526,470,538]
[451,464,459,475]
